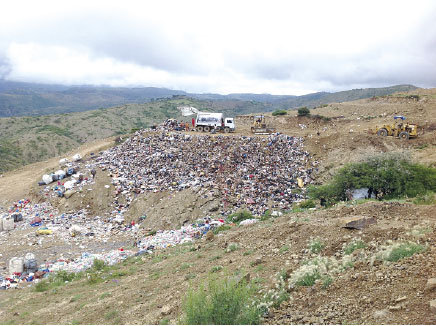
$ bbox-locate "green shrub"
[182,277,261,325]
[272,109,287,116]
[297,107,310,117]
[309,153,436,205]
[227,243,239,252]
[322,276,333,289]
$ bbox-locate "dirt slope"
[0,200,435,325]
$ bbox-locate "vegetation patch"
[272,109,287,116]
[309,238,325,254]
[309,153,436,206]
[297,107,310,117]
[377,242,425,262]
[298,199,316,209]
[181,276,261,325]
[228,210,255,224]
[413,192,436,205]
[344,239,367,255]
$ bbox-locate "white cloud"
[1,0,436,94]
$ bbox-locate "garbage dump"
[0,123,316,291]
[96,130,315,217]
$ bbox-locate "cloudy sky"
[1,0,435,95]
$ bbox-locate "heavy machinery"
[250,115,276,134]
[375,116,418,140]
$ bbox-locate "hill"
[0,88,435,324]
[0,79,418,117]
[0,97,269,173]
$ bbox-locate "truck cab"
[224,118,235,132]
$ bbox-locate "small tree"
[297,107,310,117]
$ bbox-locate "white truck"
[177,106,235,133]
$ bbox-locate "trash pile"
[137,218,224,253]
[1,249,132,290]
[1,217,228,290]
[1,199,56,232]
[36,152,99,199]
[96,131,315,216]
[44,249,133,273]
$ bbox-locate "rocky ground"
[0,88,435,324]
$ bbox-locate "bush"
[309,153,436,205]
[182,277,261,325]
[297,107,310,117]
[272,109,287,116]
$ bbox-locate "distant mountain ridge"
[0,80,418,117]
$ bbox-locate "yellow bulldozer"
[250,115,276,134]
[375,116,418,140]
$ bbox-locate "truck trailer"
[194,112,235,133]
[177,106,235,133]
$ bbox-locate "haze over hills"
[0,80,418,117]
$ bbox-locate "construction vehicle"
[177,106,235,132]
[375,116,418,140]
[250,115,276,134]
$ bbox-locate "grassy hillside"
[0,97,268,173]
[0,80,187,117]
[0,80,418,117]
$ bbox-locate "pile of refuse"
[95,131,316,216]
[137,218,225,253]
[36,152,100,200]
[1,199,56,232]
[1,216,230,290]
[1,249,132,290]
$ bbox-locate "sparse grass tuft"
[309,239,325,254]
[213,225,232,235]
[413,192,436,205]
[210,265,223,273]
[380,242,425,262]
[34,280,50,292]
[344,240,366,255]
[279,245,290,254]
[227,243,239,252]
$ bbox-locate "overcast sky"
[1,0,435,95]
